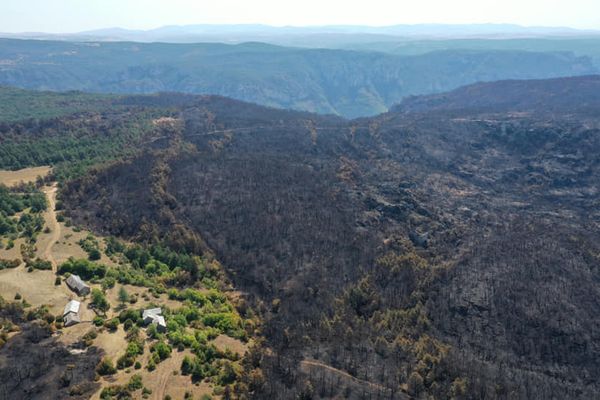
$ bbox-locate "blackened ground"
[0,323,101,400]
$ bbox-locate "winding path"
[154,370,170,400]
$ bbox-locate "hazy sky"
[2,0,599,33]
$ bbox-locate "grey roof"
[64,313,81,327]
[66,274,90,293]
[142,307,162,320]
[142,308,167,330]
[63,300,81,316]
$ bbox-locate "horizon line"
[2,22,599,36]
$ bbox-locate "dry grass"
[92,326,128,360]
[212,334,248,357]
[140,350,211,400]
[0,166,51,187]
[0,237,26,260]
[48,223,118,268]
[91,347,216,400]
[0,266,72,314]
[51,225,99,264]
[105,284,181,311]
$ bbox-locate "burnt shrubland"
[8,76,599,398]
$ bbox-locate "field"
[0,166,51,187]
[0,268,72,314]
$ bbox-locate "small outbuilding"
[142,307,162,324]
[63,299,81,327]
[64,312,81,327]
[66,274,91,296]
[142,307,167,332]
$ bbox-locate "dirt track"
[300,358,400,396]
[41,185,60,272]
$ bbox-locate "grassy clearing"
[0,166,51,187]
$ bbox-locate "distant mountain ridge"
[0,38,596,117]
[2,23,599,43]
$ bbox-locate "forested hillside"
[0,87,169,180]
[1,76,599,398]
[1,75,583,399]
[0,38,597,117]
[393,75,600,113]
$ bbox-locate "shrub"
[202,313,241,334]
[101,276,116,290]
[147,359,156,371]
[0,258,20,270]
[88,248,101,261]
[104,318,119,331]
[119,308,142,326]
[181,355,193,375]
[118,286,130,304]
[124,319,133,331]
[96,358,116,376]
[152,341,172,361]
[126,341,144,357]
[128,374,143,391]
[91,288,110,314]
[450,377,468,398]
[146,323,158,339]
[58,258,106,280]
[82,329,97,347]
[105,237,125,256]
[117,354,135,370]
[217,360,241,385]
[27,259,52,271]
[100,385,130,399]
